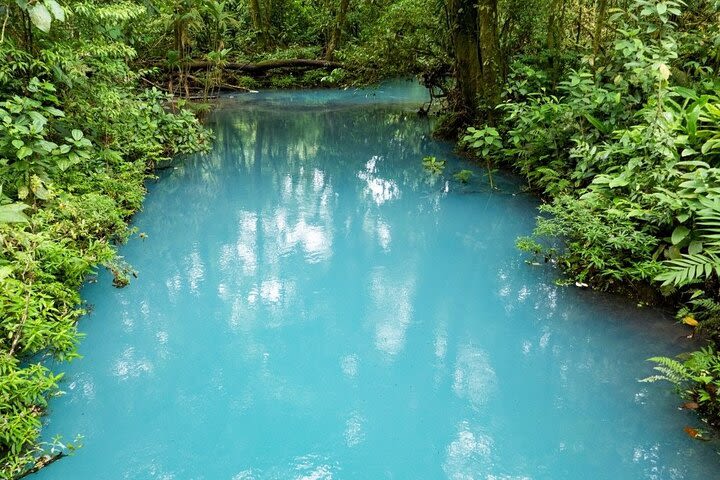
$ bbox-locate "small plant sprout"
[461,126,504,189]
[462,126,503,156]
[422,156,446,174]
[453,169,473,183]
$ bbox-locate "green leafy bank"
[456,0,720,432]
[0,2,210,477]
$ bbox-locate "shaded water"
[38,82,719,479]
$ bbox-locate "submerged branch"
[15,452,65,479]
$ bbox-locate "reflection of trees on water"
[480,255,701,479]
[140,103,435,299]
[131,103,437,412]
[101,97,708,480]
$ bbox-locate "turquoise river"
[37,82,719,479]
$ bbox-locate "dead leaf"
[682,316,699,327]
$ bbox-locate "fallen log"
[152,58,343,74]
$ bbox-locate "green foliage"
[643,347,720,425]
[25,0,66,33]
[677,294,720,336]
[117,0,452,90]
[532,196,662,287]
[460,125,503,188]
[0,356,63,473]
[0,79,85,201]
[458,0,720,427]
[481,0,720,293]
[0,188,29,224]
[421,155,445,174]
[453,169,473,183]
[320,68,347,85]
[269,74,299,89]
[656,253,720,287]
[461,126,502,157]
[340,0,447,82]
[231,76,261,90]
[0,2,211,477]
[654,183,720,287]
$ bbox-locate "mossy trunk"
[325,0,351,61]
[449,0,482,118]
[260,0,273,48]
[249,0,268,48]
[477,0,501,122]
[545,0,565,81]
[592,0,608,57]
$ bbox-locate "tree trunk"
[477,0,501,122]
[249,0,271,48]
[249,0,263,38]
[173,8,190,97]
[592,0,608,57]
[325,0,351,61]
[546,0,565,82]
[575,2,583,45]
[260,0,273,48]
[448,0,482,118]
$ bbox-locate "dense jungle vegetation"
[1,0,720,476]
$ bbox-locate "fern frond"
[641,356,690,385]
[655,253,720,286]
[648,356,687,371]
[640,374,673,383]
[698,204,720,231]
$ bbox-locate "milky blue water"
[38,82,719,480]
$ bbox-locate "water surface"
[38,82,719,479]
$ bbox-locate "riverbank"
[32,85,720,480]
[448,57,720,432]
[0,57,211,480]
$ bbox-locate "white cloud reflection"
[340,354,359,379]
[112,346,153,380]
[452,345,496,410]
[344,411,365,447]
[369,268,415,358]
[443,421,494,480]
[443,421,532,480]
[358,156,400,206]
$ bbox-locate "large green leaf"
[28,110,47,131]
[29,3,52,32]
[686,109,699,139]
[584,113,611,134]
[0,265,12,282]
[608,175,630,188]
[0,203,29,223]
[17,146,33,159]
[31,181,50,200]
[688,241,703,255]
[45,0,65,22]
[671,225,690,245]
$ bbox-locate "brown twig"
[15,452,65,479]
